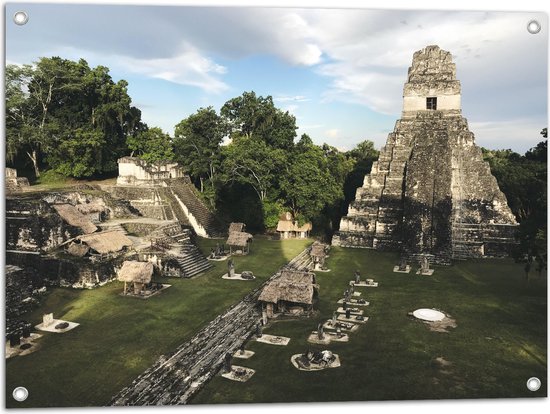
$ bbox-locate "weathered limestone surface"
[333,46,518,263]
[107,177,225,237]
[5,168,30,194]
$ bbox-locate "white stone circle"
[412,308,446,322]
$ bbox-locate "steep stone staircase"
[167,178,225,238]
[152,223,213,278]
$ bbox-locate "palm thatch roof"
[117,261,154,283]
[310,242,327,258]
[228,222,246,233]
[67,243,90,257]
[53,204,98,234]
[77,230,133,254]
[226,231,253,247]
[258,269,317,305]
[279,269,316,284]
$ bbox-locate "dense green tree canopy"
[280,141,346,224]
[6,57,143,177]
[221,136,286,202]
[127,127,174,164]
[482,134,547,267]
[173,107,226,193]
[220,91,297,150]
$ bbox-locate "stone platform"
[255,334,290,346]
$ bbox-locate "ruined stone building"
[333,45,518,263]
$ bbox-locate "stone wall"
[117,157,185,186]
[6,197,82,252]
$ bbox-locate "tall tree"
[280,140,345,224]
[221,137,286,202]
[221,91,297,149]
[174,107,226,192]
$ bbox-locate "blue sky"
[5,2,548,153]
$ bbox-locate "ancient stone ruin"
[333,45,518,263]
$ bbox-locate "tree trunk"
[27,149,40,178]
[200,177,204,193]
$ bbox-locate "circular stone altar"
[412,308,445,322]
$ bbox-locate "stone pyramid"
[333,45,518,264]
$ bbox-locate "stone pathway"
[109,248,311,406]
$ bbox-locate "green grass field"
[5,237,311,408]
[6,241,547,407]
[193,247,547,403]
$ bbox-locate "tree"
[221,137,286,202]
[5,64,35,169]
[46,128,106,177]
[280,141,343,224]
[174,107,226,193]
[483,135,547,264]
[221,91,297,149]
[127,127,174,164]
[6,57,143,178]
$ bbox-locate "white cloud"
[118,42,229,93]
[325,128,340,138]
[469,119,545,153]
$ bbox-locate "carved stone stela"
[333,45,518,263]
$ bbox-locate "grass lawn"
[193,247,547,404]
[5,237,311,408]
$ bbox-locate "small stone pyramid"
[333,45,518,264]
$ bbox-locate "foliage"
[280,141,346,224]
[221,136,287,202]
[47,128,106,177]
[5,57,143,178]
[482,134,547,265]
[221,91,297,150]
[174,107,226,193]
[127,127,174,164]
[262,200,285,229]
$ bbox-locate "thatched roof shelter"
[226,231,253,254]
[117,261,154,284]
[310,243,327,258]
[53,204,98,234]
[228,222,246,233]
[279,269,316,284]
[259,270,318,305]
[259,281,315,305]
[67,243,90,257]
[77,230,133,254]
